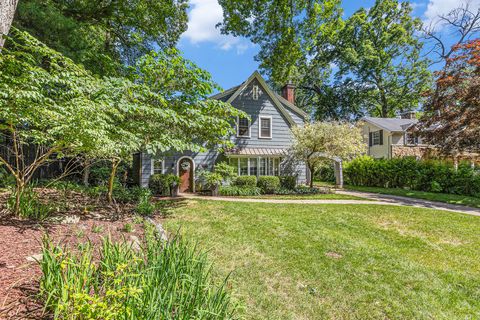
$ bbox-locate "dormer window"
[259,116,272,139]
[252,85,259,100]
[237,117,250,138]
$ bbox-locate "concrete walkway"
[180,192,480,217]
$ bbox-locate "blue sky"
[178,0,479,90]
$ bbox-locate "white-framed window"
[151,158,164,175]
[259,116,272,139]
[230,157,281,176]
[249,158,257,176]
[372,131,381,145]
[237,117,250,138]
[239,158,248,175]
[253,85,259,100]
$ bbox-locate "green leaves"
[331,0,431,117]
[14,0,189,76]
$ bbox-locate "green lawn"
[163,200,480,320]
[346,185,480,208]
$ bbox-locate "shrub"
[148,174,168,195]
[344,156,480,197]
[315,163,336,183]
[275,185,331,195]
[135,190,155,216]
[214,162,237,182]
[233,176,257,187]
[219,186,262,196]
[89,164,112,186]
[200,171,223,189]
[39,230,236,319]
[7,187,54,220]
[294,185,331,194]
[279,175,297,190]
[0,166,16,188]
[148,174,179,196]
[257,176,280,194]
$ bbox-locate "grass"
[164,199,480,320]
[345,185,480,208]
[242,193,367,200]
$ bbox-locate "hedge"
[148,174,179,195]
[344,156,480,197]
[233,176,257,187]
[279,175,296,190]
[257,176,280,194]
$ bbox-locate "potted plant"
[200,171,223,196]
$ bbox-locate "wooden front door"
[179,158,193,193]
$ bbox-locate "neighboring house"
[362,113,424,159]
[133,71,309,192]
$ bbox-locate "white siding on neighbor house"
[391,133,404,145]
[363,123,391,159]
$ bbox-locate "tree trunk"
[82,159,90,187]
[14,178,24,216]
[107,158,120,203]
[0,0,19,48]
[308,162,315,188]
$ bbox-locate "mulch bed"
[0,188,148,319]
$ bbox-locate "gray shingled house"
[133,71,309,192]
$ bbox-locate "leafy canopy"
[416,39,480,155]
[219,0,431,120]
[291,121,365,186]
[14,0,189,75]
[336,0,431,117]
[0,28,113,161]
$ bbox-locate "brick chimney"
[281,82,295,104]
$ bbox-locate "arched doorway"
[177,157,195,193]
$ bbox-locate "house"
[134,71,309,192]
[362,113,425,159]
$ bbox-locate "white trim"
[236,116,251,138]
[258,116,273,139]
[176,156,195,193]
[151,158,165,175]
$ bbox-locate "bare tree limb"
[423,1,480,65]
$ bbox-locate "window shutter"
[369,132,373,147]
[379,130,384,145]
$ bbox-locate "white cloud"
[423,0,480,28]
[182,0,251,54]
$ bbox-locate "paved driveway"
[337,190,480,217]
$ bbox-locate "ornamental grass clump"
[39,226,237,319]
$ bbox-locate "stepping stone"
[26,254,43,262]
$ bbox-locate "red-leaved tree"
[416,39,480,156]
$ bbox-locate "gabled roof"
[209,85,240,102]
[362,117,417,133]
[211,71,307,127]
[274,92,308,119]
